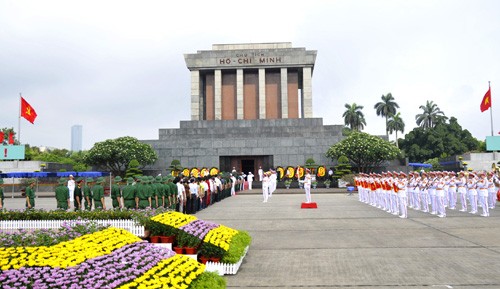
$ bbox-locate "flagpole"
[18,93,22,144]
[489,81,494,136]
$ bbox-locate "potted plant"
[323,179,331,189]
[284,179,292,189]
[183,233,201,254]
[174,232,186,254]
[312,180,318,189]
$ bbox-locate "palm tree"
[415,100,447,129]
[343,103,366,131]
[387,112,405,148]
[374,93,399,139]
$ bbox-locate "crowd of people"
[355,170,500,218]
[0,172,251,214]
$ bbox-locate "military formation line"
[355,171,500,218]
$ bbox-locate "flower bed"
[149,211,252,268]
[0,227,226,288]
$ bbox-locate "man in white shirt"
[258,166,264,181]
[67,175,76,209]
[247,172,254,190]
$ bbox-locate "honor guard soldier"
[137,176,151,209]
[111,176,123,209]
[25,179,36,209]
[83,178,93,210]
[92,177,106,210]
[55,178,70,210]
[122,177,137,209]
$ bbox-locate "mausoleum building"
[143,43,344,174]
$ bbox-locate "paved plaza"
[3,190,500,289]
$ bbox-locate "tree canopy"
[343,103,366,131]
[415,100,447,129]
[374,93,399,139]
[399,117,480,162]
[83,136,158,176]
[326,131,400,172]
[387,112,405,148]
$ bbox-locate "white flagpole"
[489,81,494,136]
[18,93,22,144]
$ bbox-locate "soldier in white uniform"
[247,172,254,190]
[457,171,468,212]
[262,172,270,203]
[467,173,478,214]
[396,172,408,218]
[258,166,264,182]
[477,172,489,217]
[303,169,312,203]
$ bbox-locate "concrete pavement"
[3,189,500,288]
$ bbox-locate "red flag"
[21,97,37,124]
[0,132,4,143]
[8,132,14,144]
[480,87,492,112]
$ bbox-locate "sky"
[1,0,499,150]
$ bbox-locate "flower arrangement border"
[0,219,145,237]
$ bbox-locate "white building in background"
[71,125,82,152]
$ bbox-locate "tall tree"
[387,112,405,148]
[326,131,400,173]
[374,93,399,139]
[400,117,480,162]
[83,136,158,176]
[343,103,366,131]
[415,100,447,129]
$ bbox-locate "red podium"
[301,202,317,209]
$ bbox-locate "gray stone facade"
[142,43,345,174]
[143,118,344,173]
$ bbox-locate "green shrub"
[189,272,226,289]
[221,230,251,264]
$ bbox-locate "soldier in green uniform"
[25,179,36,209]
[92,177,106,210]
[55,178,70,210]
[136,176,151,209]
[148,176,157,208]
[73,178,83,211]
[111,176,123,209]
[154,176,164,208]
[83,178,93,210]
[122,177,137,209]
[161,176,170,209]
[0,178,4,210]
[167,177,177,210]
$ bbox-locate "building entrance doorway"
[219,155,273,176]
[241,159,255,175]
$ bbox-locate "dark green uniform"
[0,183,4,209]
[83,183,93,210]
[73,183,83,211]
[168,181,177,210]
[122,181,137,209]
[25,185,35,208]
[154,178,164,208]
[55,183,69,210]
[92,183,105,210]
[111,183,122,209]
[136,180,151,209]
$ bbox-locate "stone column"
[280,68,288,118]
[236,69,244,120]
[258,68,266,119]
[302,67,313,118]
[190,70,200,120]
[214,69,222,120]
